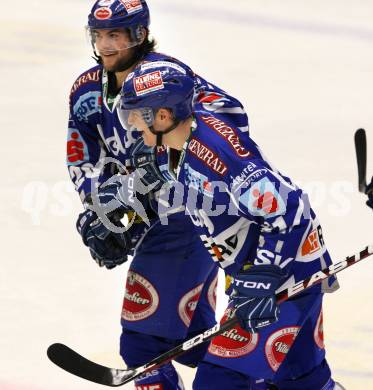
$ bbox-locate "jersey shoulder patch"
[197,113,252,159]
[69,66,102,102]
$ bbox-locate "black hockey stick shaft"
[47,244,373,387]
[354,128,367,193]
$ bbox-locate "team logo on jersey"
[94,7,112,20]
[314,309,325,349]
[239,177,286,218]
[208,308,259,358]
[134,71,164,96]
[201,115,251,158]
[265,327,300,371]
[67,128,89,165]
[120,0,143,14]
[73,91,102,122]
[122,271,159,321]
[207,273,218,311]
[178,284,203,327]
[188,138,227,176]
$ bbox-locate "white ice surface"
[1,0,373,388]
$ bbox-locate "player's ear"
[158,108,173,122]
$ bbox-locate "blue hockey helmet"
[118,60,195,134]
[87,0,150,51]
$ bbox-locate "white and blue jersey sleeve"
[174,112,336,293]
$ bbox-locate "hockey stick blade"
[48,244,373,387]
[47,343,138,387]
[354,128,367,193]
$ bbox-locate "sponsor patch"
[301,225,325,257]
[208,309,259,358]
[120,0,143,14]
[122,271,159,321]
[265,327,300,371]
[70,69,101,98]
[239,177,286,217]
[230,164,267,192]
[134,71,164,96]
[73,91,102,122]
[188,137,227,176]
[141,61,187,74]
[184,163,214,198]
[314,309,325,349]
[301,229,320,256]
[67,128,89,165]
[94,7,112,20]
[178,284,203,327]
[201,115,251,158]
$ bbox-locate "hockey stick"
[354,128,367,193]
[47,244,373,387]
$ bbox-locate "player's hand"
[130,138,165,191]
[230,265,285,333]
[90,169,159,227]
[366,176,373,210]
[76,209,130,269]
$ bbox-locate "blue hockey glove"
[90,169,159,228]
[76,209,131,269]
[130,138,166,191]
[366,177,373,210]
[230,265,286,333]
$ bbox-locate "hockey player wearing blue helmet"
[68,1,253,389]
[117,61,346,390]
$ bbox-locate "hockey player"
[68,1,250,389]
[112,61,346,389]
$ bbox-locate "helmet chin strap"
[149,120,180,147]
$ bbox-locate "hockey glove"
[230,265,286,333]
[130,138,166,191]
[366,176,373,210]
[90,169,159,227]
[77,209,131,269]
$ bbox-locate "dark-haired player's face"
[93,28,136,72]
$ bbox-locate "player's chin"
[101,55,120,70]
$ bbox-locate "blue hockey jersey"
[155,112,338,293]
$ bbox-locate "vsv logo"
[73,91,101,122]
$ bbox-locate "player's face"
[92,28,136,72]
